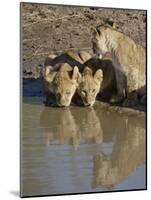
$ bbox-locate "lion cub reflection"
[40,107,103,149]
[92,116,145,189]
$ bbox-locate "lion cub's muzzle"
[83,97,95,107]
[56,93,71,107]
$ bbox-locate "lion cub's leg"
[123,71,140,107]
[110,69,127,103]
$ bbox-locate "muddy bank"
[21,3,146,77]
[94,101,146,115]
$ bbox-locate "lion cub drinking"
[77,65,103,106]
[42,62,81,107]
[84,53,117,102]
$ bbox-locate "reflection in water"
[21,98,146,197]
[40,107,103,148]
[92,116,146,190]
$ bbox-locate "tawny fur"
[84,53,116,102]
[42,62,81,107]
[92,25,146,102]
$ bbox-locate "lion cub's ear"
[105,18,116,29]
[94,69,103,82]
[72,66,81,83]
[44,66,53,76]
[112,22,116,29]
[91,26,101,37]
[43,65,57,83]
[83,67,93,75]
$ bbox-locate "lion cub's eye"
[81,90,86,95]
[92,89,96,93]
[66,91,71,95]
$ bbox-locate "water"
[21,97,146,197]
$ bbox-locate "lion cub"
[84,52,129,104]
[83,53,116,102]
[92,25,146,103]
[77,66,103,106]
[42,62,81,107]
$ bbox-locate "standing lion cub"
[92,25,146,103]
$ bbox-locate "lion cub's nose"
[57,102,69,107]
[59,97,70,107]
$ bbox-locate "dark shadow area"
[23,78,43,97]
